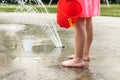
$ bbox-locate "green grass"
[100,4,120,17]
[0,4,120,17]
[0,7,16,12]
[37,7,57,13]
[0,5,57,13]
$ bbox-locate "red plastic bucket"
[57,0,83,29]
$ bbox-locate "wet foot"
[68,55,75,59]
[68,55,90,61]
[61,59,85,68]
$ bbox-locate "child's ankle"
[74,57,84,63]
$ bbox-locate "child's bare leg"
[84,17,93,60]
[61,18,86,67]
[68,17,93,61]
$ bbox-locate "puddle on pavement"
[0,23,120,80]
[0,24,93,80]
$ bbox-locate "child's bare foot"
[68,55,75,59]
[68,55,90,61]
[61,59,85,68]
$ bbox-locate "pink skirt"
[79,0,100,17]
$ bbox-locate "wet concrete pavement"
[0,13,120,80]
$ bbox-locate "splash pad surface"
[0,1,120,80]
[0,12,120,80]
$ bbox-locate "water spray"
[17,0,65,48]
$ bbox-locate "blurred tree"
[101,0,120,4]
[1,0,119,4]
[52,0,58,3]
[115,0,120,4]
[42,0,58,4]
